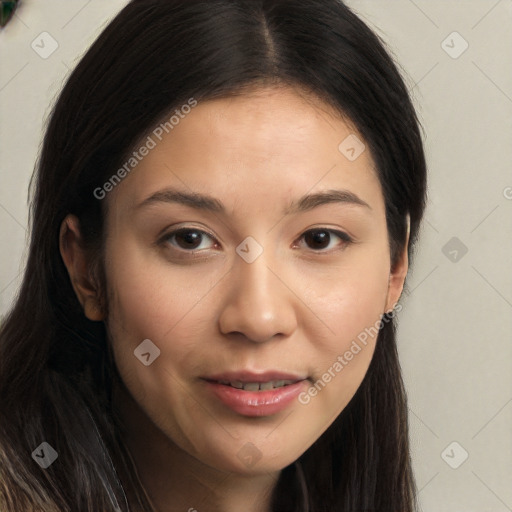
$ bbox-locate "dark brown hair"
[0,1,427,510]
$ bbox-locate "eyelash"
[158,227,353,257]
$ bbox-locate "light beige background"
[1,1,511,511]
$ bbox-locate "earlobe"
[83,296,105,322]
[385,214,410,313]
[59,214,105,322]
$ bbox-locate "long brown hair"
[0,1,427,510]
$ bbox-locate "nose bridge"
[218,245,297,342]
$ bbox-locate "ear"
[59,214,105,321]
[385,214,410,313]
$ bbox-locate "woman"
[0,0,427,511]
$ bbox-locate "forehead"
[167,86,355,159]
[108,85,383,216]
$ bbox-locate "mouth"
[203,370,308,389]
[207,379,300,391]
[201,371,309,417]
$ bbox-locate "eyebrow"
[136,187,371,214]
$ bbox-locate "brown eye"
[162,228,216,251]
[304,230,331,250]
[174,229,203,249]
[299,229,352,252]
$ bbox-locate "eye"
[160,228,218,252]
[158,226,352,256]
[295,228,353,252]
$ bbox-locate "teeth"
[219,379,296,391]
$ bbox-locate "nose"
[217,249,298,343]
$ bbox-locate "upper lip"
[203,370,307,383]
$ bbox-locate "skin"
[60,85,408,512]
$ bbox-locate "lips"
[215,379,297,391]
[201,370,309,417]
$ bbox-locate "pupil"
[177,230,201,249]
[306,230,330,249]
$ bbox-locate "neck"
[112,379,279,512]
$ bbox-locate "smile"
[201,370,309,416]
[214,379,297,391]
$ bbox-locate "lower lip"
[203,379,307,417]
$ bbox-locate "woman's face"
[101,85,405,475]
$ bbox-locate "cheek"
[103,238,221,406]
[105,231,219,339]
[302,239,390,341]
[296,246,390,413]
